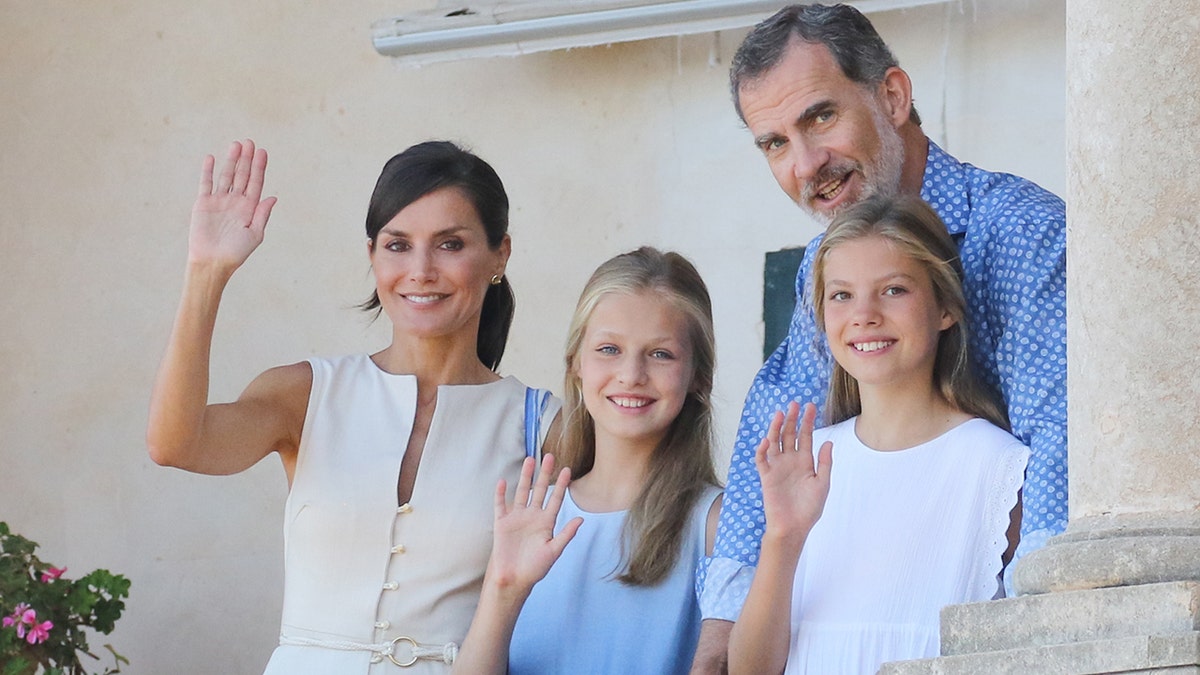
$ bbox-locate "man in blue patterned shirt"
[692,4,1066,668]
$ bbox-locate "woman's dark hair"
[362,141,514,371]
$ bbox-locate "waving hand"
[730,402,834,675]
[487,454,582,591]
[189,139,278,272]
[451,455,582,675]
[755,402,834,545]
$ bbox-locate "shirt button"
[375,620,390,630]
[397,503,413,514]
[382,582,398,591]
[391,544,406,554]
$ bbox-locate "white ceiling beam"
[373,0,954,65]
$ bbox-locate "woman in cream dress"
[147,140,558,673]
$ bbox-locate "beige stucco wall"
[0,1,1063,672]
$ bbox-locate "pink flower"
[24,617,53,644]
[40,566,67,582]
[11,607,37,639]
[3,603,31,630]
[5,603,30,621]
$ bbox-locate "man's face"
[739,39,905,224]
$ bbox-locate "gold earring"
[490,274,502,285]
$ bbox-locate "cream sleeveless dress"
[262,354,559,674]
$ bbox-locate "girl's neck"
[855,381,971,451]
[568,436,655,513]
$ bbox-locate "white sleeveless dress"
[784,417,1028,675]
[262,354,559,674]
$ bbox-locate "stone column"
[884,2,1200,673]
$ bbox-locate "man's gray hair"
[730,3,920,125]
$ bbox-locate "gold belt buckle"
[387,635,419,668]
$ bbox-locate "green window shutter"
[763,247,806,361]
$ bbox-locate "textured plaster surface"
[1066,0,1200,518]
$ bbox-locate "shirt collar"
[919,140,970,236]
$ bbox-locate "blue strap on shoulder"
[524,387,551,459]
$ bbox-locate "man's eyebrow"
[798,100,835,125]
[752,100,837,147]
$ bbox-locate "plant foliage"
[0,523,130,675]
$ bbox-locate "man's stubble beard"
[800,105,906,227]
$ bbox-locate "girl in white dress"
[451,247,724,674]
[729,195,1028,675]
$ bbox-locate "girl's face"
[820,235,953,393]
[369,187,509,346]
[575,290,694,453]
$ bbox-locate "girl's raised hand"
[754,402,833,547]
[487,455,582,594]
[188,139,278,272]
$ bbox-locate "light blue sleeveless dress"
[508,484,722,674]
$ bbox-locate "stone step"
[939,581,1200,655]
[879,632,1200,675]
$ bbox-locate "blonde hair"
[811,195,1008,429]
[561,247,720,586]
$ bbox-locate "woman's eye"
[829,290,850,301]
[384,240,408,252]
[440,239,464,251]
[884,286,907,296]
[596,345,619,355]
[650,349,675,360]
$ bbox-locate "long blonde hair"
[560,247,720,586]
[811,195,1008,429]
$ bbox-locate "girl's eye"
[829,290,850,302]
[650,349,674,360]
[596,345,619,355]
[883,286,908,296]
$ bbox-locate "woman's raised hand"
[754,402,834,547]
[189,139,278,272]
[487,455,582,594]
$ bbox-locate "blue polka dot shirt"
[699,141,1068,620]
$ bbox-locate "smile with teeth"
[610,396,652,409]
[814,171,852,201]
[403,293,448,304]
[853,340,894,353]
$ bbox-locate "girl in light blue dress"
[452,247,724,674]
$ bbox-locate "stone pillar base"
[1013,514,1200,596]
[879,581,1200,675]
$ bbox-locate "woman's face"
[369,187,510,346]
